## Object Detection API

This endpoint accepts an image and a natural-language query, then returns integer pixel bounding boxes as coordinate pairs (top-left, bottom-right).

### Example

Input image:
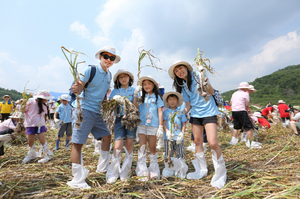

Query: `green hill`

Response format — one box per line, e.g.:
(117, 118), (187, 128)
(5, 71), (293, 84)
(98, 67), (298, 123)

(222, 64), (300, 107)
(0, 87), (23, 101)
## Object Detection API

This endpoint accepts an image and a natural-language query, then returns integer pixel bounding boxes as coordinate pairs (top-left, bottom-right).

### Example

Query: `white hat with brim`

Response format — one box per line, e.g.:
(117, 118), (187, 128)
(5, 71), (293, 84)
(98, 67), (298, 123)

(253, 112), (263, 118)
(9, 111), (25, 119)
(237, 82), (250, 89)
(168, 60), (193, 79)
(113, 69), (134, 82)
(163, 91), (183, 108)
(34, 90), (53, 100)
(278, 100), (285, 104)
(137, 76), (159, 88)
(95, 46), (121, 64)
(249, 85), (257, 92)
(61, 94), (70, 101)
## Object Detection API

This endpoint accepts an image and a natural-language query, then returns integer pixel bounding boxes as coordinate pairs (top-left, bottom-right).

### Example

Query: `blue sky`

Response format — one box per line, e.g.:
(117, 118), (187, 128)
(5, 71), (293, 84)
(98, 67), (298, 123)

(1, 0), (300, 95)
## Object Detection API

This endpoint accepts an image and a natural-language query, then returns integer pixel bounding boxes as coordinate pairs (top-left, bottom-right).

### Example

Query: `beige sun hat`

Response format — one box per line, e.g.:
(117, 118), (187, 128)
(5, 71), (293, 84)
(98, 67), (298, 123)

(113, 69), (134, 82)
(137, 76), (159, 88)
(3, 95), (10, 99)
(253, 112), (263, 118)
(249, 85), (257, 92)
(95, 46), (121, 63)
(163, 91), (183, 108)
(61, 94), (70, 101)
(278, 100), (285, 104)
(237, 82), (250, 89)
(34, 90), (53, 100)
(168, 60), (193, 79)
(9, 111), (25, 119)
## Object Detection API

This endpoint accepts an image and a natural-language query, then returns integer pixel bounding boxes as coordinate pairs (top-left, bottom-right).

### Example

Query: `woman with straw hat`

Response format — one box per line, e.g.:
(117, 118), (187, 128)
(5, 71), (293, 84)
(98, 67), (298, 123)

(169, 60), (226, 189)
(0, 95), (14, 121)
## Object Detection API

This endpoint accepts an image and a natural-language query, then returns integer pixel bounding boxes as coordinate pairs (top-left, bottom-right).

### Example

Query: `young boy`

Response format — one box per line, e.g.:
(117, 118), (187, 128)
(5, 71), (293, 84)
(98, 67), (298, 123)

(54, 94), (72, 150)
(162, 91), (188, 178)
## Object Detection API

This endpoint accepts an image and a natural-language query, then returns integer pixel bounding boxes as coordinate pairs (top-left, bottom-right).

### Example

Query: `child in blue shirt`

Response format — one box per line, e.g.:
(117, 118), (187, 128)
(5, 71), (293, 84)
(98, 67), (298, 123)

(133, 76), (164, 181)
(161, 91), (188, 178)
(106, 69), (136, 183)
(54, 94), (72, 150)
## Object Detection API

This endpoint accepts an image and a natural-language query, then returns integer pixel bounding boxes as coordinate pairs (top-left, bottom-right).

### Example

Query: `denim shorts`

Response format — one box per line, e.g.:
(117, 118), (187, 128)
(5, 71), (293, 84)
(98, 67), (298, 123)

(71, 108), (110, 144)
(114, 117), (136, 140)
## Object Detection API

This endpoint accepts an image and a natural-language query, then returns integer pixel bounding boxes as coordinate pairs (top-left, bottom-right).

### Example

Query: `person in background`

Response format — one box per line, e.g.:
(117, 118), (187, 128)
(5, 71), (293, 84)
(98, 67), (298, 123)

(0, 95), (14, 121)
(54, 94), (73, 150)
(253, 112), (271, 129)
(277, 100), (290, 127)
(289, 108), (300, 136)
(48, 100), (56, 129)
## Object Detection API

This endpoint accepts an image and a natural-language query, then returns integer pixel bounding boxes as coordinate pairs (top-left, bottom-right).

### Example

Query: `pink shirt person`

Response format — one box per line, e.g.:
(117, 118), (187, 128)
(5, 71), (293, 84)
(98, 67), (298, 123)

(24, 98), (47, 127)
(231, 89), (249, 111)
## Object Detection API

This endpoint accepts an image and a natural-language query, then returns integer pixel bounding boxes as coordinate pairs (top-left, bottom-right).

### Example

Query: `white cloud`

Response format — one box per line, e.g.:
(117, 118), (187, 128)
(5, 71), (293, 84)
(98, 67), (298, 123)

(211, 29), (300, 92)
(70, 21), (90, 38)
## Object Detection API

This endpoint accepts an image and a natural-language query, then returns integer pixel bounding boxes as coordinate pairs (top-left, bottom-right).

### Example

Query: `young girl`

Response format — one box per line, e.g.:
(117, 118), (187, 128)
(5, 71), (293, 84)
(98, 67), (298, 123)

(106, 69), (136, 183)
(133, 76), (164, 181)
(169, 60), (226, 189)
(23, 90), (54, 164)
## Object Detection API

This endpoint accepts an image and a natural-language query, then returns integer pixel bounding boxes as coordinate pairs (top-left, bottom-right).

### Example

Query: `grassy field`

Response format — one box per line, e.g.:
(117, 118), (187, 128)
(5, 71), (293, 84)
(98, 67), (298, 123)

(0, 122), (300, 199)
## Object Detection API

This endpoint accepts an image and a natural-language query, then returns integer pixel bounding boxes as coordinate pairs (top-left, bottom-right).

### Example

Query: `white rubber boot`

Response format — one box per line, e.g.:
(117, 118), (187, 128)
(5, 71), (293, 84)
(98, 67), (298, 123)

(156, 137), (164, 150)
(38, 142), (53, 163)
(172, 157), (188, 179)
(228, 137), (239, 145)
(23, 145), (38, 163)
(149, 153), (160, 179)
(246, 140), (262, 149)
(93, 140), (102, 155)
(106, 150), (121, 184)
(241, 132), (248, 142)
(67, 163), (91, 189)
(120, 147), (133, 181)
(162, 161), (175, 178)
(186, 142), (195, 152)
(96, 150), (111, 173)
(136, 145), (148, 181)
(210, 150), (227, 189)
(187, 152), (208, 179)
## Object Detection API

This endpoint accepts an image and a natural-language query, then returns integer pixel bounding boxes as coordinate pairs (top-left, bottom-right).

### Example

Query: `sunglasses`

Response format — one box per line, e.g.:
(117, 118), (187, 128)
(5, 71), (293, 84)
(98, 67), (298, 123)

(102, 54), (116, 61)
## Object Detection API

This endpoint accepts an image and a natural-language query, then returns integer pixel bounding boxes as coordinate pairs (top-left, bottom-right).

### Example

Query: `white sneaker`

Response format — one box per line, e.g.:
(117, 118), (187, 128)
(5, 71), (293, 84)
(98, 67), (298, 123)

(210, 150), (227, 189)
(229, 137), (239, 145)
(246, 140), (262, 149)
(187, 152), (208, 180)
(240, 132), (247, 142)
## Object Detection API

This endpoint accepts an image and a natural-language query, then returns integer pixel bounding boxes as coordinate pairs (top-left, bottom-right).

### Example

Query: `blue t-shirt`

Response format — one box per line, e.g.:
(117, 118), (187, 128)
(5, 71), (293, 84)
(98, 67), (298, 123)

(109, 86), (135, 116)
(163, 107), (187, 140)
(139, 93), (164, 127)
(77, 64), (111, 113)
(56, 103), (72, 123)
(182, 71), (218, 118)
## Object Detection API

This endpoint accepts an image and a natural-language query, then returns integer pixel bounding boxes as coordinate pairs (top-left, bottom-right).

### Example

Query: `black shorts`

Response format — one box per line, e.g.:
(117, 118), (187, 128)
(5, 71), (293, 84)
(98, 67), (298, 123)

(189, 115), (218, 126)
(232, 111), (253, 130)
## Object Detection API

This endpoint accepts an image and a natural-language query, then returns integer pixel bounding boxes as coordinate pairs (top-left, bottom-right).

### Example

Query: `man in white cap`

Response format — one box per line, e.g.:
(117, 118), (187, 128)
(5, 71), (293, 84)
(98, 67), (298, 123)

(68, 46), (121, 188)
(229, 82), (260, 148)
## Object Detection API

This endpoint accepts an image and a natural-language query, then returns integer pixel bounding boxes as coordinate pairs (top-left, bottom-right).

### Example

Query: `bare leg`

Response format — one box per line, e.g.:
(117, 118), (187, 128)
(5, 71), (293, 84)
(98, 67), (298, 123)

(290, 121), (299, 134)
(192, 124), (204, 153)
(125, 138), (134, 154)
(37, 132), (46, 145)
(71, 143), (83, 164)
(27, 134), (35, 147)
(138, 134), (147, 151)
(233, 129), (239, 138)
(114, 139), (124, 156)
(148, 135), (157, 154)
(205, 123), (222, 159)
(101, 134), (111, 151)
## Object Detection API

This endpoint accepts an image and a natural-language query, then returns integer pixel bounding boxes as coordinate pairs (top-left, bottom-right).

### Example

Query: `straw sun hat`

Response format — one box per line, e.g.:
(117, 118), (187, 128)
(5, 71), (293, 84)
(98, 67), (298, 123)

(253, 112), (263, 118)
(162, 91), (183, 108)
(113, 69), (134, 82)
(278, 100), (285, 104)
(60, 94), (70, 101)
(95, 46), (121, 64)
(137, 76), (159, 88)
(3, 95), (10, 99)
(168, 60), (193, 79)
(237, 82), (251, 89)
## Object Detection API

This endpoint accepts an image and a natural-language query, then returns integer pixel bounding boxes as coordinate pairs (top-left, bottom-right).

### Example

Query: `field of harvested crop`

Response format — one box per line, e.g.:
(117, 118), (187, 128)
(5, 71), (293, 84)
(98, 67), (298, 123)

(0, 123), (300, 199)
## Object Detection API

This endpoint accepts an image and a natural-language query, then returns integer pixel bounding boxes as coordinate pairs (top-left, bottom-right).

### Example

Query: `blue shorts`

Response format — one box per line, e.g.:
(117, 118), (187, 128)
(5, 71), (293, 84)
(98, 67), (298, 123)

(71, 109), (110, 144)
(114, 117), (136, 140)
